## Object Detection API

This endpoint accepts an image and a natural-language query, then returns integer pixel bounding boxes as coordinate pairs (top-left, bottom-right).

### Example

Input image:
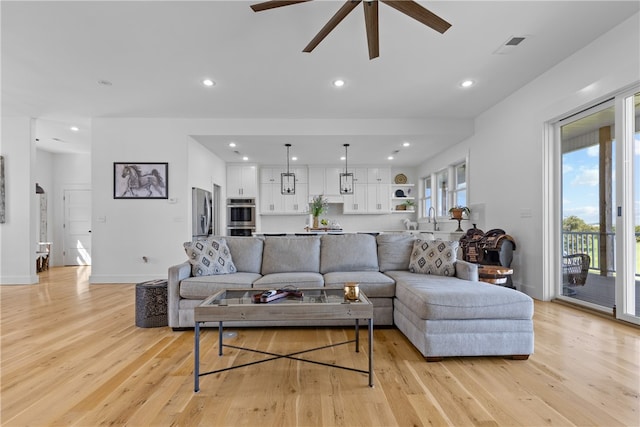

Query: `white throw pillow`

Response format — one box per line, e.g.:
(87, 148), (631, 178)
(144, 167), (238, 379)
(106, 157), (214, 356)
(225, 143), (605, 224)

(408, 239), (458, 277)
(184, 238), (237, 276)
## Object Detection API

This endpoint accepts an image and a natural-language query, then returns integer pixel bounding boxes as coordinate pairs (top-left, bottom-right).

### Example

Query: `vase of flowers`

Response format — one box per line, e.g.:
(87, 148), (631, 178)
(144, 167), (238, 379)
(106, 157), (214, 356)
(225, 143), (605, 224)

(310, 194), (328, 228)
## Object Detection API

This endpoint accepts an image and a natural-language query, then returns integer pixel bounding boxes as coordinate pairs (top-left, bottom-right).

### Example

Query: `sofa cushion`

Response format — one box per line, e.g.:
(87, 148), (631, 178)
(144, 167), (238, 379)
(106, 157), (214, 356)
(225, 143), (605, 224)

(253, 272), (324, 288)
(225, 236), (264, 273)
(320, 234), (379, 274)
(409, 240), (458, 277)
(376, 233), (415, 272)
(261, 236), (321, 275)
(323, 271), (395, 298)
(179, 272), (261, 299)
(388, 270), (534, 320)
(183, 238), (237, 277)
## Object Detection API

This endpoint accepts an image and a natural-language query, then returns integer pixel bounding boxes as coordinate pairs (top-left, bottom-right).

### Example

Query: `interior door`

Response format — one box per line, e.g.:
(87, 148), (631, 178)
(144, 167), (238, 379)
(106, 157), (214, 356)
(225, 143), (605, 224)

(64, 189), (92, 265)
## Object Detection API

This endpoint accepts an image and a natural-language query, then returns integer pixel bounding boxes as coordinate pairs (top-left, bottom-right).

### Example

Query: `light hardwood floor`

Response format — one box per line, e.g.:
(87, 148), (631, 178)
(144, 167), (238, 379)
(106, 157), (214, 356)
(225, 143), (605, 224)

(1, 266), (638, 426)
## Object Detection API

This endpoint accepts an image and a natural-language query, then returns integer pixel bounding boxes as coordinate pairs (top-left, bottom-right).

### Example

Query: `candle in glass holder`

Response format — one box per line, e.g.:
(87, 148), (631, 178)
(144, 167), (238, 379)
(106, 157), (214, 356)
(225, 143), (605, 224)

(344, 282), (360, 301)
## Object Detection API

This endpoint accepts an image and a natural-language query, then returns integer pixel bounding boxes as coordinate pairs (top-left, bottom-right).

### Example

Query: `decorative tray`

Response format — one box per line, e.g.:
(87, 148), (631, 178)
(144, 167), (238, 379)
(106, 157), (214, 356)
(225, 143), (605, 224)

(394, 173), (408, 184)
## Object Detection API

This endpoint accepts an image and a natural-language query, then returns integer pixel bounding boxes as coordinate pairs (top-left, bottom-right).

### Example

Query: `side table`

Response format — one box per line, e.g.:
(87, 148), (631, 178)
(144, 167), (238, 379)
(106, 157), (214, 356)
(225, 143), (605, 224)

(135, 279), (168, 327)
(478, 265), (514, 288)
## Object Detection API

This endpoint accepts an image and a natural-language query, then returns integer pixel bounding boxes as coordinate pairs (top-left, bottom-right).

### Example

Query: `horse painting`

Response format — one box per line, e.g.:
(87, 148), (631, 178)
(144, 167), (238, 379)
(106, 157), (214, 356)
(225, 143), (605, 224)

(119, 164), (166, 198)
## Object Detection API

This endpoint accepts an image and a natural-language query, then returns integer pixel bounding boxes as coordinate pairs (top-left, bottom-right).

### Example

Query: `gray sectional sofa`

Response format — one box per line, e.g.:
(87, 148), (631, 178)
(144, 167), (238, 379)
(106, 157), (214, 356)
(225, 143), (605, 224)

(168, 233), (534, 360)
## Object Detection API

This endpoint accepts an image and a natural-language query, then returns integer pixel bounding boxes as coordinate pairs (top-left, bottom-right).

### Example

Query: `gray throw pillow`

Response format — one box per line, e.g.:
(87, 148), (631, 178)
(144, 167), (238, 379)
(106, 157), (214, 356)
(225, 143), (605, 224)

(184, 238), (237, 277)
(408, 239), (458, 277)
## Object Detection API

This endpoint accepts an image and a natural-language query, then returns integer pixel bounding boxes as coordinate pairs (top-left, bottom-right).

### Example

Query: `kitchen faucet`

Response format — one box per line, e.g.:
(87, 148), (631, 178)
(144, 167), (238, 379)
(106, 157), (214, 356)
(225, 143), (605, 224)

(428, 207), (439, 231)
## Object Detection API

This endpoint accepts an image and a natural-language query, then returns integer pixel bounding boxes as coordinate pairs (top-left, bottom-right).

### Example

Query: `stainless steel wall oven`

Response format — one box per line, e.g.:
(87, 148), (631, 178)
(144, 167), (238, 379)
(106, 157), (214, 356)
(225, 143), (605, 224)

(227, 198), (256, 236)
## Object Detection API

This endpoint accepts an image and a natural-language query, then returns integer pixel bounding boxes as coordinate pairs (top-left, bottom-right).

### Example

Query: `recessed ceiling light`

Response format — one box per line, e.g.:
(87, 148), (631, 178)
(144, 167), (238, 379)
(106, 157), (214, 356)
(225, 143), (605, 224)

(229, 142), (236, 147)
(460, 79), (475, 88)
(340, 156), (346, 161)
(70, 126), (79, 132)
(333, 79), (345, 88)
(203, 78), (215, 87)
(402, 142), (410, 147)
(291, 156), (298, 161)
(387, 156), (394, 160)
(242, 156), (249, 161)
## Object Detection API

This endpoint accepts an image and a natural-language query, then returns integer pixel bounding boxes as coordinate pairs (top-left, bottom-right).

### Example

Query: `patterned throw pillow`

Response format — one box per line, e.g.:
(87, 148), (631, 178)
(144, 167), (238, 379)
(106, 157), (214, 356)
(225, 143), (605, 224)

(184, 238), (237, 276)
(408, 239), (458, 277)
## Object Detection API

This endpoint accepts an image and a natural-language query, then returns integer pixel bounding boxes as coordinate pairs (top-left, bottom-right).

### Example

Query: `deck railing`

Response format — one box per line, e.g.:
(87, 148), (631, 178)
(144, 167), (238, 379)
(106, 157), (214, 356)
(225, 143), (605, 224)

(562, 231), (640, 277)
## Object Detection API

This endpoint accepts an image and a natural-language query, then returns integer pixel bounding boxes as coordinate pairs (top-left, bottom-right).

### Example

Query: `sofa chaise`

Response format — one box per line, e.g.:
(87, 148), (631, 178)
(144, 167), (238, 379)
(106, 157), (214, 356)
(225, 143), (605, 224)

(168, 233), (534, 360)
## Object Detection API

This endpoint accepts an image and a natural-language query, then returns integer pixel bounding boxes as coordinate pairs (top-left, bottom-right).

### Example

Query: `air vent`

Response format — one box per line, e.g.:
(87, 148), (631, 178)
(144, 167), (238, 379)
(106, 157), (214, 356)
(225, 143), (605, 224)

(494, 35), (527, 54)
(506, 37), (525, 46)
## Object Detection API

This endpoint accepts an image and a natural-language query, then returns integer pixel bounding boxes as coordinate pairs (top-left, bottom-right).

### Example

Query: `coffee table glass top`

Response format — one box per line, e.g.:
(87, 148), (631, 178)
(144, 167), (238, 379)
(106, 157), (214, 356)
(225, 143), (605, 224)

(201, 288), (370, 307)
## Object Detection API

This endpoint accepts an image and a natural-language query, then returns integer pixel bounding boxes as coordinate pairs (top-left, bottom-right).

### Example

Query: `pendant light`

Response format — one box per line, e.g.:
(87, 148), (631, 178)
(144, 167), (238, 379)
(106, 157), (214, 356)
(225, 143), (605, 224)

(339, 143), (354, 194)
(281, 143), (296, 195)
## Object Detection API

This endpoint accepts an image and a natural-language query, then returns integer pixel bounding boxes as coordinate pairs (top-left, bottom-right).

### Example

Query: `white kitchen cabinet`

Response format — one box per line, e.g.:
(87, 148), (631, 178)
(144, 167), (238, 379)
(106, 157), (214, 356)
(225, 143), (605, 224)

(283, 185), (309, 214)
(261, 166), (308, 185)
(260, 183), (284, 214)
(308, 167), (343, 198)
(342, 183), (368, 214)
(367, 167), (391, 184)
(367, 183), (391, 213)
(227, 165), (257, 198)
(259, 169), (309, 215)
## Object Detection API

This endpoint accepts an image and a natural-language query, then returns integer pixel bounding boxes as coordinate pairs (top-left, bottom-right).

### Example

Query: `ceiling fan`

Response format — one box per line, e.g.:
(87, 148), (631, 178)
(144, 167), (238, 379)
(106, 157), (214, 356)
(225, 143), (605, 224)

(250, 0), (452, 60)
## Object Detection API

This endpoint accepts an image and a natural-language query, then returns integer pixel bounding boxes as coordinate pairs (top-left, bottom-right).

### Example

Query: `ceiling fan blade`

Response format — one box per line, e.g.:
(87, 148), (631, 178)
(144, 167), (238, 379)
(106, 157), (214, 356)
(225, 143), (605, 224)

(303, 0), (362, 53)
(380, 0), (451, 34)
(363, 1), (379, 59)
(250, 0), (311, 13)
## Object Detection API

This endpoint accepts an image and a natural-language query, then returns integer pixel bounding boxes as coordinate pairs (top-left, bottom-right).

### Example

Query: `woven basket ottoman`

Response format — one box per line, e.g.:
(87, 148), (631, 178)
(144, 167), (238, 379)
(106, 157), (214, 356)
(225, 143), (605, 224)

(135, 279), (168, 327)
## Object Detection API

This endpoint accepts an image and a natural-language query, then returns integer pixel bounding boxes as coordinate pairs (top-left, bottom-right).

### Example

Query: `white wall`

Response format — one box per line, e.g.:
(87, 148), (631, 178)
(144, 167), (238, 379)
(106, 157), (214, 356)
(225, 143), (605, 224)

(418, 13), (639, 300)
(90, 119), (191, 283)
(0, 118), (38, 284)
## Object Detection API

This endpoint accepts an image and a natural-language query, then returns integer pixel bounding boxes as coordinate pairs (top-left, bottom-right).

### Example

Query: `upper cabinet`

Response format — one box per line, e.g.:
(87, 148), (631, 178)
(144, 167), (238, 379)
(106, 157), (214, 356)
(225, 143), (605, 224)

(367, 168), (391, 184)
(308, 167), (343, 198)
(227, 165), (258, 198)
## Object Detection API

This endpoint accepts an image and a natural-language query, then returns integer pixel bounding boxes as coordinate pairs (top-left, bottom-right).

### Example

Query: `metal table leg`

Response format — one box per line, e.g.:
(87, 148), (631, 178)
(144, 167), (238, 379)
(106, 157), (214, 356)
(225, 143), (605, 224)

(219, 321), (224, 356)
(368, 318), (374, 387)
(194, 321), (200, 392)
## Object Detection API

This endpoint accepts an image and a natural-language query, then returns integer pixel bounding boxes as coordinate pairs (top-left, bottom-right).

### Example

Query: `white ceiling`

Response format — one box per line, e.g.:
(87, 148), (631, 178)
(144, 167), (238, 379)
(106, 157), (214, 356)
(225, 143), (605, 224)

(2, 1), (638, 165)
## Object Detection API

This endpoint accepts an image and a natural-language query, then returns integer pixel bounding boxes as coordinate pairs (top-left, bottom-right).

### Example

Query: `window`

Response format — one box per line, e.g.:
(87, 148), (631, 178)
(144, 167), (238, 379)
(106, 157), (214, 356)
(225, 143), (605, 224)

(423, 176), (432, 215)
(436, 170), (448, 216)
(453, 162), (467, 207)
(421, 159), (468, 218)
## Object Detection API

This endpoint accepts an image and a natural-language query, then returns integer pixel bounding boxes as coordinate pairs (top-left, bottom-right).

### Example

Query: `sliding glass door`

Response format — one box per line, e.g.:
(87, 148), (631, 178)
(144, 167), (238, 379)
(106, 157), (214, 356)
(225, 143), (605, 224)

(558, 88), (639, 324)
(615, 90), (639, 323)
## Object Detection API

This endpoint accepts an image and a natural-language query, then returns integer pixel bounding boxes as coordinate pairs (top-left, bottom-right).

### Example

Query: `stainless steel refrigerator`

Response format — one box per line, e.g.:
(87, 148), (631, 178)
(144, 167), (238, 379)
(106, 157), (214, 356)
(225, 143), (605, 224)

(192, 187), (212, 240)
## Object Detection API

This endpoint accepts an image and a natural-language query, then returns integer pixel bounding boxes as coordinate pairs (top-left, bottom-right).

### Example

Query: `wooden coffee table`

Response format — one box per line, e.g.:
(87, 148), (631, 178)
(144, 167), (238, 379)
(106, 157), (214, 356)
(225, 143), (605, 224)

(193, 288), (374, 392)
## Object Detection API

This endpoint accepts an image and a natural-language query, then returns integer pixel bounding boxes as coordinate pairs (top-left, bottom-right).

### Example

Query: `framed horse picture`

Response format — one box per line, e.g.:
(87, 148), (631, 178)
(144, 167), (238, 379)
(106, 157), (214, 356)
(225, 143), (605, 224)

(114, 162), (168, 199)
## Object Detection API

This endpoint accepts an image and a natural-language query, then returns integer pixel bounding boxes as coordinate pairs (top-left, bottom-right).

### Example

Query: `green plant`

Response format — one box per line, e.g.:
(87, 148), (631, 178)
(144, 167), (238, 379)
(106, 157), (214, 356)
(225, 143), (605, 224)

(448, 206), (470, 215)
(403, 200), (415, 207)
(310, 194), (328, 217)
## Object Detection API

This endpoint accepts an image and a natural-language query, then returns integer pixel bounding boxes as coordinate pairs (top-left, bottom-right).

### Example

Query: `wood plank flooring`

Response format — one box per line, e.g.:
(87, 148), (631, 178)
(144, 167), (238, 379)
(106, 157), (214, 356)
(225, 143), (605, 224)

(1, 266), (638, 426)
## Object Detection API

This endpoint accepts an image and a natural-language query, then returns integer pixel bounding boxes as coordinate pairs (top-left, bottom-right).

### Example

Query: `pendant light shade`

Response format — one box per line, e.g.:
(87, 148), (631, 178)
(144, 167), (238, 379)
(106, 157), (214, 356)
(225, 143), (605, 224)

(339, 143), (354, 195)
(281, 144), (296, 195)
